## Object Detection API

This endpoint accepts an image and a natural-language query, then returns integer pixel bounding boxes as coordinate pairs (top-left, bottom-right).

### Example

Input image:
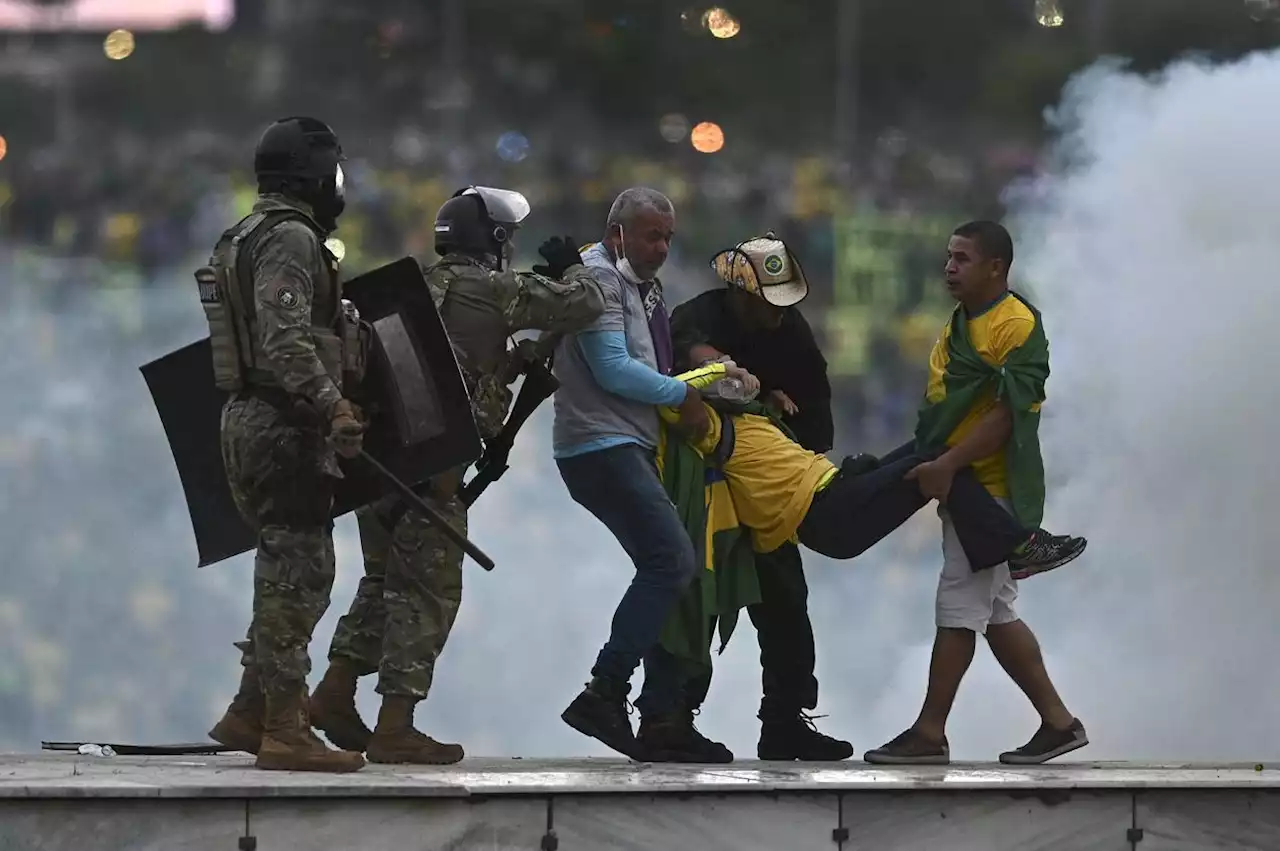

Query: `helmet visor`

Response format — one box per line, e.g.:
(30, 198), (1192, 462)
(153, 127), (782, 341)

(468, 186), (530, 225)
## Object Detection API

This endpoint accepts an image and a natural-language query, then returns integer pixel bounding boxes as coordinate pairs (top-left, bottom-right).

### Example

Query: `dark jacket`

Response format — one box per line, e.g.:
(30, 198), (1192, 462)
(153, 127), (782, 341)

(670, 288), (834, 453)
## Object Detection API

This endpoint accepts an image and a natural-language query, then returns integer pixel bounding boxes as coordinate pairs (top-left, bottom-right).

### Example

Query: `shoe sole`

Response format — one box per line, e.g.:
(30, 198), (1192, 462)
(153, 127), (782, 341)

(561, 708), (639, 760)
(368, 754), (464, 765)
(641, 748), (733, 764)
(1010, 539), (1088, 581)
(863, 752), (950, 765)
(758, 747), (856, 762)
(254, 757), (365, 773)
(998, 733), (1089, 765)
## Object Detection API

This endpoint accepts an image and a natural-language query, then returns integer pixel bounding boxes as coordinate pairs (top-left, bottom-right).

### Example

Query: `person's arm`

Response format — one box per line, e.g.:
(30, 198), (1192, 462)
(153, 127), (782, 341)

(776, 309), (834, 452)
(252, 220), (344, 419)
(578, 330), (690, 405)
(656, 362), (730, 454)
(936, 403), (1012, 469)
(575, 265), (708, 436)
(907, 315), (1033, 498)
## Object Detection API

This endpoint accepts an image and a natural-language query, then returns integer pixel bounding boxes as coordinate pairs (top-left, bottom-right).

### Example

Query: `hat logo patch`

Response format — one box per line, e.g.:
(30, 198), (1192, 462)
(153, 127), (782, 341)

(763, 254), (785, 275)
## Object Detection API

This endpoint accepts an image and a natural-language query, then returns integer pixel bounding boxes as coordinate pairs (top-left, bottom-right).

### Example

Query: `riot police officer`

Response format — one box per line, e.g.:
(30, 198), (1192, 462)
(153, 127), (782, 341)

(308, 186), (606, 765)
(204, 116), (367, 773)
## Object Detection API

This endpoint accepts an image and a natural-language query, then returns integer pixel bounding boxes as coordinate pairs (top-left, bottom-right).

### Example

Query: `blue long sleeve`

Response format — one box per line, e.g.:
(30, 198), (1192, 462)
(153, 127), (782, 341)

(578, 330), (688, 406)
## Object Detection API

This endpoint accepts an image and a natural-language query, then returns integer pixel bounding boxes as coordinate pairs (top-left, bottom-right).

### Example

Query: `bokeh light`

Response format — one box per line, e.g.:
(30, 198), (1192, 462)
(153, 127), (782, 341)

(0, 136), (7, 163)
(1034, 0), (1064, 27)
(659, 113), (690, 143)
(690, 121), (725, 153)
(496, 131), (531, 163)
(103, 29), (136, 61)
(702, 7), (741, 38)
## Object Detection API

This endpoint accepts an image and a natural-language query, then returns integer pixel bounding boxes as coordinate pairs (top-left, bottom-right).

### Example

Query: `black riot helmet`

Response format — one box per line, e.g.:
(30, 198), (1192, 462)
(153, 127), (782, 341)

(433, 186), (531, 271)
(253, 116), (347, 233)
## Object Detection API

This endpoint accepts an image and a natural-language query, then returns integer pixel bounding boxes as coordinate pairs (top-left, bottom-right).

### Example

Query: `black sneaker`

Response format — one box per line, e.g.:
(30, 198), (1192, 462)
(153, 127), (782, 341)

(863, 728), (950, 765)
(758, 711), (854, 761)
(636, 710), (733, 763)
(1008, 531), (1087, 581)
(999, 718), (1089, 765)
(560, 676), (638, 759)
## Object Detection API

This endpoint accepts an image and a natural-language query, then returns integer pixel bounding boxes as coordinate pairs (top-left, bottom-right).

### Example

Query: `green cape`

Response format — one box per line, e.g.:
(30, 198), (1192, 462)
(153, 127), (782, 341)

(913, 291), (1049, 528)
(657, 400), (796, 670)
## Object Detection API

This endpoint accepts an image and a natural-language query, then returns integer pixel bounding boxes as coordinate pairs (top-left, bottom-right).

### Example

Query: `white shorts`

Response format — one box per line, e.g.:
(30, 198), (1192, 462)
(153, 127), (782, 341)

(935, 499), (1019, 634)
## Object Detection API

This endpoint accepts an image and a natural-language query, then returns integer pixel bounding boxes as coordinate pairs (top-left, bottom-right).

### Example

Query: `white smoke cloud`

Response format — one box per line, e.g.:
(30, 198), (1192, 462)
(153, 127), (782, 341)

(850, 50), (1280, 761)
(13, 50), (1280, 767)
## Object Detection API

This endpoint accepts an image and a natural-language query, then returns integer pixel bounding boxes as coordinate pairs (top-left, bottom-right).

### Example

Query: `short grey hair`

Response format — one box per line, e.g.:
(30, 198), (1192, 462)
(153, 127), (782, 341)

(606, 187), (674, 230)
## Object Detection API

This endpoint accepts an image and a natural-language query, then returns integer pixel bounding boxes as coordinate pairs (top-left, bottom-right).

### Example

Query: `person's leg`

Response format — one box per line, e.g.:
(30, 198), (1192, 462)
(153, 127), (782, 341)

(634, 644), (733, 763)
(366, 493), (467, 765)
(310, 500), (393, 752)
(863, 505), (1006, 765)
(215, 398), (363, 773)
(556, 444), (699, 757)
(798, 452), (1011, 560)
(798, 453), (1083, 575)
(985, 596), (1088, 764)
(750, 542), (852, 761)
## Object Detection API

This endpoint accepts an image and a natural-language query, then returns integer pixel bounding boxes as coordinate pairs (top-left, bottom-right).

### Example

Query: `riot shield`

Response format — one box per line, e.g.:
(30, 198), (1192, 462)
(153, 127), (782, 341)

(141, 257), (483, 567)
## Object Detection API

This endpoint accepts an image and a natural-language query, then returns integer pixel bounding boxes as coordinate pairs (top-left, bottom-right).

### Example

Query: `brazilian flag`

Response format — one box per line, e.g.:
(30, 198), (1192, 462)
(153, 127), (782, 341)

(914, 291), (1050, 528)
(655, 416), (761, 672)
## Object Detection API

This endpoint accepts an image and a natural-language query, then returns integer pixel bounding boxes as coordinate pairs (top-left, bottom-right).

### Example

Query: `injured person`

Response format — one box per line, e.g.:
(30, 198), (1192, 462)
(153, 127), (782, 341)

(660, 361), (1086, 578)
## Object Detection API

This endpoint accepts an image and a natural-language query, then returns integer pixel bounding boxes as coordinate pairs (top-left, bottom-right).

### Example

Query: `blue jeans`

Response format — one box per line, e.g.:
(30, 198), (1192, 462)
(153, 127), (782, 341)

(557, 442), (697, 716)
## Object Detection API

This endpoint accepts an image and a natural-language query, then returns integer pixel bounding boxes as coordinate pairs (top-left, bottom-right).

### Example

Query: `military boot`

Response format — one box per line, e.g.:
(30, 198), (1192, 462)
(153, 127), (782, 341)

(309, 657), (373, 752)
(208, 664), (264, 754)
(365, 695), (464, 765)
(757, 709), (854, 762)
(255, 688), (366, 773)
(635, 710), (733, 763)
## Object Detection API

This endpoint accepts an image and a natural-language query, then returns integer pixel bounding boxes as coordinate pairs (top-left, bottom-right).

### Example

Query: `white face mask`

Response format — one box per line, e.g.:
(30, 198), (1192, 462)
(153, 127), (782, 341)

(615, 225), (645, 284)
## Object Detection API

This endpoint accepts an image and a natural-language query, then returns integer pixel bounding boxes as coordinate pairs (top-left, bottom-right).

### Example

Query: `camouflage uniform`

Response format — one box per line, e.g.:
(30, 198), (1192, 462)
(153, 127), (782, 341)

(311, 253), (604, 761)
(208, 194), (364, 773)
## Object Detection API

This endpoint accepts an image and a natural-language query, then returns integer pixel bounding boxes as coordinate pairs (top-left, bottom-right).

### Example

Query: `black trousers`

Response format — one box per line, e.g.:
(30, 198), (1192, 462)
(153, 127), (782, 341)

(683, 540), (819, 720)
(681, 445), (1024, 719)
(798, 446), (1026, 570)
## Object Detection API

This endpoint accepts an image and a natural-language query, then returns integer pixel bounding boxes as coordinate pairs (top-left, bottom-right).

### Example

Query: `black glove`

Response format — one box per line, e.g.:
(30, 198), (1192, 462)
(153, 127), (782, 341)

(532, 235), (582, 279)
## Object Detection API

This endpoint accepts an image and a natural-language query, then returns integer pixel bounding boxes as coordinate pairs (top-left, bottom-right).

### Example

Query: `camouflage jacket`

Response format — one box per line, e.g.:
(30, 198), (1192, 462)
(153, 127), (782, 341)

(423, 253), (604, 439)
(242, 194), (345, 419)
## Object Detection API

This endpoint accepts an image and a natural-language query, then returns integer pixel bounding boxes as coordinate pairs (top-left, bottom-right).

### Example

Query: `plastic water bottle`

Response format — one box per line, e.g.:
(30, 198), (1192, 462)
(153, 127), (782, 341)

(718, 377), (750, 401)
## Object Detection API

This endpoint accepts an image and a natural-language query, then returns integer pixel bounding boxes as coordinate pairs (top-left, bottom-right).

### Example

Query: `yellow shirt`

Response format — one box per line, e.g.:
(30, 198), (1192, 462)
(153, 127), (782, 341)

(925, 292), (1040, 496)
(661, 364), (838, 553)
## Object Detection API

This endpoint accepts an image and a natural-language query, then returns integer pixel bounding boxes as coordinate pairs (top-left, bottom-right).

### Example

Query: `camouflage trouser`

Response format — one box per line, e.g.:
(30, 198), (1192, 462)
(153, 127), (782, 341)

(220, 395), (337, 701)
(327, 483), (466, 699)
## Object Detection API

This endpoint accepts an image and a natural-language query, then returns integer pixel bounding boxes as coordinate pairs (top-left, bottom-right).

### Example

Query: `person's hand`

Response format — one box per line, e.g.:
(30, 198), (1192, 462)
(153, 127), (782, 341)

(765, 388), (798, 416)
(532, 235), (582, 279)
(329, 398), (367, 458)
(905, 457), (957, 502)
(674, 384), (711, 439)
(724, 364), (761, 398)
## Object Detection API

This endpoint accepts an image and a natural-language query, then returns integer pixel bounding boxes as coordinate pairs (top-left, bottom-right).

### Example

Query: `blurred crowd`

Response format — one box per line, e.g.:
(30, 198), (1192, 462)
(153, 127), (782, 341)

(8, 0), (1261, 750)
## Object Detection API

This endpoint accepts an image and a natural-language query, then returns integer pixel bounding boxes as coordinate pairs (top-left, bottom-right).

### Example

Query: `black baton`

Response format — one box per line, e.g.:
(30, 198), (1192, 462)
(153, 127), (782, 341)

(357, 449), (496, 572)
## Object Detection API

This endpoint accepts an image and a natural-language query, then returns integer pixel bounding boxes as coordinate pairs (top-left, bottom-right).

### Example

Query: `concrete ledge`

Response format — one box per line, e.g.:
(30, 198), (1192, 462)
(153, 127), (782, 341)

(2, 756), (1279, 850)
(2, 753), (1277, 799)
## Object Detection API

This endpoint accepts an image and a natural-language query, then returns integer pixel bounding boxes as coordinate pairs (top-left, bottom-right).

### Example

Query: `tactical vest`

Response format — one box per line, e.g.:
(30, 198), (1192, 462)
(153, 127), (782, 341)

(424, 257), (514, 439)
(197, 208), (361, 394)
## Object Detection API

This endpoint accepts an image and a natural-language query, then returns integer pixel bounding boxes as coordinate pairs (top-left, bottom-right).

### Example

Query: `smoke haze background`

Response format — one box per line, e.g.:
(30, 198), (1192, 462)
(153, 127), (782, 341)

(4, 46), (1280, 762)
